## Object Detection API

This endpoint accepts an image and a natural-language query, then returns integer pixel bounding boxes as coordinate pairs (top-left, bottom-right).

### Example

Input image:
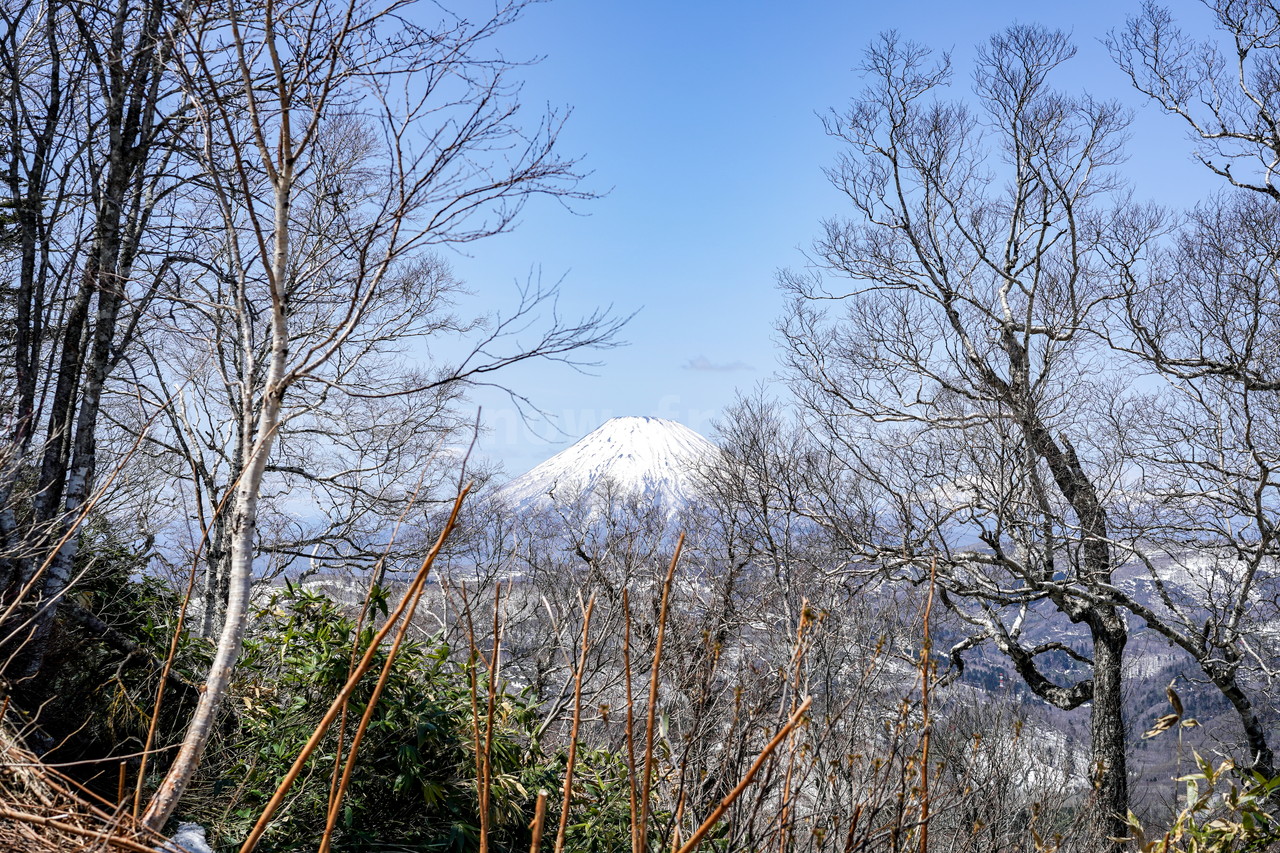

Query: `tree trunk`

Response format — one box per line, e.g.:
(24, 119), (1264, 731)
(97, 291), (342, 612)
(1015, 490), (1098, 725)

(142, 122), (294, 832)
(197, 518), (229, 640)
(7, 0), (168, 677)
(1088, 614), (1129, 849)
(141, 477), (263, 830)
(17, 271), (126, 678)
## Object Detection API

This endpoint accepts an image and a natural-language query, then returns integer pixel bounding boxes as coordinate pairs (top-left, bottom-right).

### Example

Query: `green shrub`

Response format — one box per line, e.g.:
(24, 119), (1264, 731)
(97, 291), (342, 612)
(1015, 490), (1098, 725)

(189, 584), (634, 852)
(28, 521), (208, 793)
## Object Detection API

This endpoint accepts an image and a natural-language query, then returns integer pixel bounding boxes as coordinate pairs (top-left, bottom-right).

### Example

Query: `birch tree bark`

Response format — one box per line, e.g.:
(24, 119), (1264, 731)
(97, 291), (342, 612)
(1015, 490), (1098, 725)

(141, 0), (621, 827)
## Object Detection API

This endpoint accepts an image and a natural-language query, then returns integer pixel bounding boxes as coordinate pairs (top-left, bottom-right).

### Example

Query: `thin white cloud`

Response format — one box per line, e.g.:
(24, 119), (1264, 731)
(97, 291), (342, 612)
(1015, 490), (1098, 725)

(683, 355), (754, 372)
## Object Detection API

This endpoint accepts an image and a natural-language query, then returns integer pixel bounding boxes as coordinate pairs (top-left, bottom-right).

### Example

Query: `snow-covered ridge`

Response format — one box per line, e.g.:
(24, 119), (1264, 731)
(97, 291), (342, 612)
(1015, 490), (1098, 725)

(499, 416), (720, 510)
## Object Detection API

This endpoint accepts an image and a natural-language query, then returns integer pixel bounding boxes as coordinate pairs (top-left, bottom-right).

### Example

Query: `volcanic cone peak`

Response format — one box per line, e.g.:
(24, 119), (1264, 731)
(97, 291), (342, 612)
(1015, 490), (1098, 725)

(499, 416), (720, 511)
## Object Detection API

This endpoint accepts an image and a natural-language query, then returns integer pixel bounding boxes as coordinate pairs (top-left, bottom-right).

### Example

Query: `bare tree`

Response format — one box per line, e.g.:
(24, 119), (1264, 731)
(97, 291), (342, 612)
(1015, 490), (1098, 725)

(132, 0), (623, 828)
(1108, 0), (1280, 776)
(778, 27), (1140, 844)
(0, 0), (191, 678)
(1101, 193), (1280, 777)
(1111, 0), (1280, 199)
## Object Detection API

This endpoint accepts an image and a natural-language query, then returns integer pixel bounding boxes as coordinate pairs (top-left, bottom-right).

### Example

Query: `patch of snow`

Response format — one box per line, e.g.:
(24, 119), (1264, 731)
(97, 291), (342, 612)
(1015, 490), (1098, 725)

(158, 823), (212, 853)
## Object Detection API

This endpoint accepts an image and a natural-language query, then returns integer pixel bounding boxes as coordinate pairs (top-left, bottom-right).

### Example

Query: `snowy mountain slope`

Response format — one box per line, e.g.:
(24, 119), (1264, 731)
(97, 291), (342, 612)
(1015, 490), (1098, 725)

(498, 416), (721, 511)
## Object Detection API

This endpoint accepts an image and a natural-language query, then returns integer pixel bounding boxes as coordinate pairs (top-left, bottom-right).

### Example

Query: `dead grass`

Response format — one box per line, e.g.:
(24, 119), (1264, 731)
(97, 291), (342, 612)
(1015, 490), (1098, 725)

(0, 721), (173, 852)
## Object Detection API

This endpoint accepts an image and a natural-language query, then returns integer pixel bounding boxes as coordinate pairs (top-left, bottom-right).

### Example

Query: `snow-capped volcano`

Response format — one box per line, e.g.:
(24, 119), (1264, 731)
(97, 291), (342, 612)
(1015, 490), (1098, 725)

(499, 416), (720, 511)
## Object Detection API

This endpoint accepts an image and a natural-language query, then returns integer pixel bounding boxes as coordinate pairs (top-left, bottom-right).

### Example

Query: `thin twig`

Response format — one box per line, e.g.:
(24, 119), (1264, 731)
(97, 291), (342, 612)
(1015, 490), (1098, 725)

(675, 696), (814, 853)
(919, 557), (937, 853)
(778, 601), (812, 853)
(554, 592), (596, 853)
(622, 589), (640, 853)
(480, 581), (507, 853)
(0, 743), (178, 770)
(0, 806), (155, 853)
(639, 533), (684, 843)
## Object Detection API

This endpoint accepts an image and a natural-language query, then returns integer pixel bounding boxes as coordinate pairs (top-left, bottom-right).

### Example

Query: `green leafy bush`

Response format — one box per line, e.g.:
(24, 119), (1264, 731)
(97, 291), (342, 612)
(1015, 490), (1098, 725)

(30, 522), (208, 791)
(189, 584), (634, 852)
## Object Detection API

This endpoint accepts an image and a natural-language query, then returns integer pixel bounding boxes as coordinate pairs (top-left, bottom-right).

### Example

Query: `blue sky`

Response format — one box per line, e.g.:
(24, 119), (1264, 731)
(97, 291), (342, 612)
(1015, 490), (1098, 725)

(444, 0), (1222, 476)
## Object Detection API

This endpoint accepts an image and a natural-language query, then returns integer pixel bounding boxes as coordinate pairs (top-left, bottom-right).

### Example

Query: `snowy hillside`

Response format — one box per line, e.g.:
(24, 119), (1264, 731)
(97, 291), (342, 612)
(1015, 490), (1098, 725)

(499, 416), (721, 511)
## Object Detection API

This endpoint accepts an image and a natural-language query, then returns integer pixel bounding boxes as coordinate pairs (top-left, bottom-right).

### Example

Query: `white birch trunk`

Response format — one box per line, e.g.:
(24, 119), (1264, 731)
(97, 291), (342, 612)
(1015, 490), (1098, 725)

(142, 158), (293, 831)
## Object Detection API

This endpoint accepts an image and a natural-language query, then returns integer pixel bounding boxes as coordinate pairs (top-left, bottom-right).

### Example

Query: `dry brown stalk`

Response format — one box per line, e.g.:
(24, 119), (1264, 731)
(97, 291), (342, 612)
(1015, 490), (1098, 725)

(34, 764), (118, 815)
(20, 749), (135, 823)
(554, 592), (596, 853)
(918, 557), (937, 853)
(316, 518), (466, 853)
(639, 533), (684, 845)
(661, 627), (727, 853)
(675, 696), (813, 853)
(319, 474), (430, 847)
(778, 601), (813, 853)
(479, 582), (507, 853)
(530, 789), (549, 853)
(458, 581), (488, 853)
(320, 560), (385, 843)
(843, 804), (864, 853)
(670, 788), (686, 853)
(237, 483), (471, 853)
(0, 806), (155, 853)
(318, 628), (367, 847)
(621, 589), (640, 853)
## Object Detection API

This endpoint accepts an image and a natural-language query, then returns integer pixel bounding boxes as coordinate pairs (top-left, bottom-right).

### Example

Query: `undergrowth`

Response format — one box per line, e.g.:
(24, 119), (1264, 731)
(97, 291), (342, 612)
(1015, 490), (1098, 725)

(184, 585), (637, 852)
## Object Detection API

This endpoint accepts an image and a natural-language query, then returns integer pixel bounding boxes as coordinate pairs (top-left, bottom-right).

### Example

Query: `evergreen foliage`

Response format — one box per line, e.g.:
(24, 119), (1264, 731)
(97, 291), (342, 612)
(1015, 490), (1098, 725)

(185, 585), (635, 852)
